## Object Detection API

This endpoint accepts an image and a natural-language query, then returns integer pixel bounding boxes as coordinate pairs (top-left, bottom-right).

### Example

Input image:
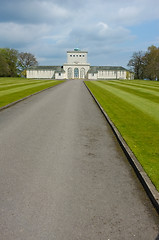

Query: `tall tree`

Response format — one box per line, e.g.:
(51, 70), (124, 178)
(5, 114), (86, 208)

(0, 48), (38, 77)
(18, 52), (38, 75)
(0, 53), (10, 77)
(0, 48), (19, 77)
(143, 45), (159, 80)
(127, 51), (144, 79)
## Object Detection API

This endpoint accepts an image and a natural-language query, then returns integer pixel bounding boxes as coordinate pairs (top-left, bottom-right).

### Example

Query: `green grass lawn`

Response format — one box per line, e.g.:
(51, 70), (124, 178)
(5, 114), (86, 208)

(0, 78), (65, 108)
(85, 80), (159, 191)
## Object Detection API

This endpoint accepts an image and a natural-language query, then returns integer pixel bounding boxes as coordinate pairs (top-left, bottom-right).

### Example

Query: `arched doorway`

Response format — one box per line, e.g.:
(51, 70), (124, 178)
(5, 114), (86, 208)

(80, 68), (85, 78)
(68, 68), (72, 79)
(74, 68), (79, 78)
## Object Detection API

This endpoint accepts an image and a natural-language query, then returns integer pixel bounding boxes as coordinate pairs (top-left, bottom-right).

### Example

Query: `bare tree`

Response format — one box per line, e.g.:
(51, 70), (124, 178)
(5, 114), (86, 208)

(127, 51), (145, 79)
(18, 52), (38, 75)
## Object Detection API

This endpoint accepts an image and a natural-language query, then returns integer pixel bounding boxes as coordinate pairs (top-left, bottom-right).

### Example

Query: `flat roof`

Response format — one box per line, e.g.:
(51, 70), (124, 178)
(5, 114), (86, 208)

(67, 51), (88, 53)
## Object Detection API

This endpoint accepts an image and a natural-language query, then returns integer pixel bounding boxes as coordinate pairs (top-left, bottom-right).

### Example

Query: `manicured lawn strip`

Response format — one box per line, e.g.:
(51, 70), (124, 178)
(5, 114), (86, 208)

(0, 78), (48, 86)
(131, 80), (159, 87)
(0, 79), (44, 88)
(0, 81), (59, 96)
(100, 81), (159, 104)
(0, 82), (43, 92)
(136, 81), (159, 87)
(85, 81), (159, 191)
(109, 80), (159, 93)
(0, 78), (32, 85)
(123, 80), (159, 88)
(0, 79), (64, 108)
(0, 78), (52, 84)
(102, 80), (159, 93)
(96, 81), (159, 121)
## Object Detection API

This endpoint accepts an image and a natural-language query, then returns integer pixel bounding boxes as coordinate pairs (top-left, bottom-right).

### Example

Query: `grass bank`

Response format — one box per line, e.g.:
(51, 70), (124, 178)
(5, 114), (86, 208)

(85, 80), (159, 191)
(0, 78), (65, 108)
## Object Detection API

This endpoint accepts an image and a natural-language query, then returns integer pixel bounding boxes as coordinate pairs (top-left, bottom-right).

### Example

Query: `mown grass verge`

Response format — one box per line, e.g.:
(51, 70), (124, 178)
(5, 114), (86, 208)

(0, 78), (65, 108)
(85, 80), (159, 191)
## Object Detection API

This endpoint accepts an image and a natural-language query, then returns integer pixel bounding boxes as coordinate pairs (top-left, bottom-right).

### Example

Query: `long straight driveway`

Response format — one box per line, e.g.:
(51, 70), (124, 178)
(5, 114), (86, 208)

(0, 80), (159, 240)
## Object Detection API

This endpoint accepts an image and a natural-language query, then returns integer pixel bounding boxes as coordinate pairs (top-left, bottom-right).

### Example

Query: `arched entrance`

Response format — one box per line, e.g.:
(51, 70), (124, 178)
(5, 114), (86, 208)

(80, 68), (85, 78)
(68, 67), (72, 79)
(74, 68), (79, 78)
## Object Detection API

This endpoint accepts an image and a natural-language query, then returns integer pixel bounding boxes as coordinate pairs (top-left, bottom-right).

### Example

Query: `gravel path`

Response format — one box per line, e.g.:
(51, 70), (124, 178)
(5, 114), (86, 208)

(0, 80), (158, 239)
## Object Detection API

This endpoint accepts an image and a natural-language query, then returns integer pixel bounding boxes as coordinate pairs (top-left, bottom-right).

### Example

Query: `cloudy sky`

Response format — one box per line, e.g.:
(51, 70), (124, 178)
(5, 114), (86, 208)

(0, 0), (159, 67)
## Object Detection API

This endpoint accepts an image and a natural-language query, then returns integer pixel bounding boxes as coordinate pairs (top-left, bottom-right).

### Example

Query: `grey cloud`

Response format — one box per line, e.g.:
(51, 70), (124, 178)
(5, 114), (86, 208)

(0, 0), (159, 67)
(0, 22), (51, 49)
(1, 0), (159, 26)
(0, 0), (70, 24)
(68, 23), (132, 47)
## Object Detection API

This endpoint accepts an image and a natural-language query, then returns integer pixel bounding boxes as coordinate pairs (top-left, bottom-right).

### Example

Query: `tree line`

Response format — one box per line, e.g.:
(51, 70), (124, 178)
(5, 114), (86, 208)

(0, 48), (38, 77)
(128, 45), (159, 80)
(1, 45), (159, 80)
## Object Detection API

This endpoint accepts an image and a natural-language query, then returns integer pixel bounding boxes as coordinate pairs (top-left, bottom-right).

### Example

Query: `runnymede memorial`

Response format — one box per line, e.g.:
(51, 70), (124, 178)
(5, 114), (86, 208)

(27, 48), (134, 80)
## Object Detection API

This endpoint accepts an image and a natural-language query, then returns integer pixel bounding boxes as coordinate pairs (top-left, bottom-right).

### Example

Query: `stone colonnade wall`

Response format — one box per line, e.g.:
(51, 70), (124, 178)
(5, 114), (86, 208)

(63, 65), (90, 79)
(97, 70), (126, 79)
(26, 69), (131, 80)
(27, 70), (55, 79)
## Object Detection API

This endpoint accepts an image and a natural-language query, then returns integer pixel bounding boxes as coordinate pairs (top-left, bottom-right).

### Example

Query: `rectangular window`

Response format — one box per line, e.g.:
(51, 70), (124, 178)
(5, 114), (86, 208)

(76, 55), (78, 57)
(73, 55), (75, 57)
(59, 73), (61, 76)
(83, 55), (85, 57)
(79, 55), (81, 57)
(70, 55), (72, 57)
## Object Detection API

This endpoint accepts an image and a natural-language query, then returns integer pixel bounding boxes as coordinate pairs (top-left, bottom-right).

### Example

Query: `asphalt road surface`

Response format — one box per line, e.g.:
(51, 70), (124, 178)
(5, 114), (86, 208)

(0, 80), (159, 240)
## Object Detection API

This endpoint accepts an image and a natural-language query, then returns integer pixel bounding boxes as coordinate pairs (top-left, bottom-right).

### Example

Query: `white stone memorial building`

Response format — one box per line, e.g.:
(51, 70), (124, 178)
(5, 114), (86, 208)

(27, 48), (134, 80)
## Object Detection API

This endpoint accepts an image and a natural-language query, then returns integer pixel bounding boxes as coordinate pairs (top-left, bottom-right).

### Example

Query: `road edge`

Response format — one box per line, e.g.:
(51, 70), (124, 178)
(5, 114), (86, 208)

(84, 81), (159, 214)
(0, 81), (66, 112)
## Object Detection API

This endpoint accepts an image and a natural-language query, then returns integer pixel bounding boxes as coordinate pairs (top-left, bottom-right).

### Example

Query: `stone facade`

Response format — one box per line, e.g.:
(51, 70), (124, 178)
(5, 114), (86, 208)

(27, 49), (134, 80)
